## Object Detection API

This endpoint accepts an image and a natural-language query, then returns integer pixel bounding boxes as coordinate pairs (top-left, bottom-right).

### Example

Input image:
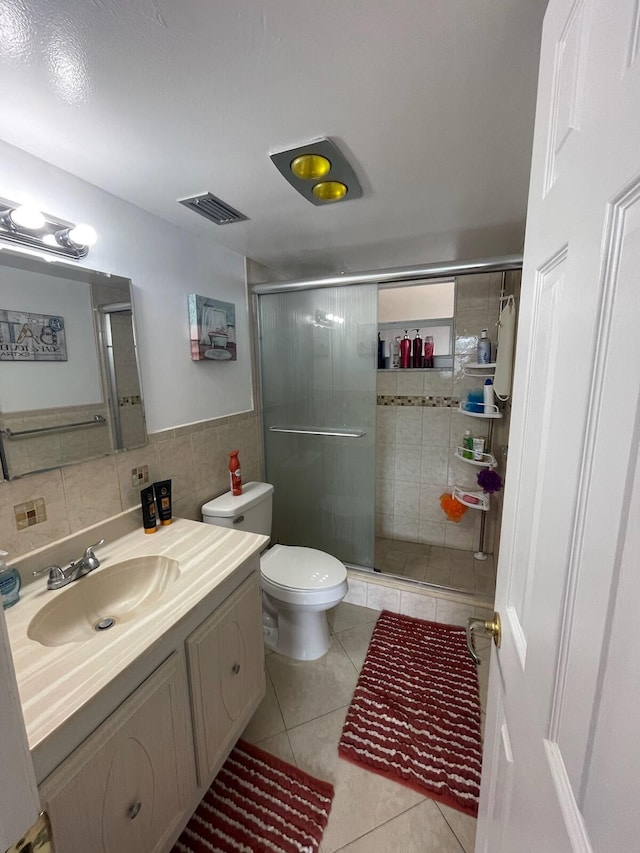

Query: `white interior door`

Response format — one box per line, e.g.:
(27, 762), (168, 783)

(476, 0), (640, 850)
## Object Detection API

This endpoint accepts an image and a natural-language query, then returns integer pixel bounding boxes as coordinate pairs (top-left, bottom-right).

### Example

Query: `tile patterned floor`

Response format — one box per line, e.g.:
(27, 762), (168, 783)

(242, 601), (492, 853)
(375, 537), (496, 599)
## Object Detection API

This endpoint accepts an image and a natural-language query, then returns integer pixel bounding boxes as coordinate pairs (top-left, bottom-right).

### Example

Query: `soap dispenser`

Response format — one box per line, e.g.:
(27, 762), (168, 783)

(0, 550), (21, 609)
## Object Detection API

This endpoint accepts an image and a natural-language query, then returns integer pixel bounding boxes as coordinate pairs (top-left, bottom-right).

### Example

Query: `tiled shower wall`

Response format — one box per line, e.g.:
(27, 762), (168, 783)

(0, 412), (262, 560)
(375, 271), (520, 552)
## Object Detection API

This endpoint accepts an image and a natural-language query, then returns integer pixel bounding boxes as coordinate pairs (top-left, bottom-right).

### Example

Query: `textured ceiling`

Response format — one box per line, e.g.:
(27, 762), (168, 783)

(0, 0), (547, 277)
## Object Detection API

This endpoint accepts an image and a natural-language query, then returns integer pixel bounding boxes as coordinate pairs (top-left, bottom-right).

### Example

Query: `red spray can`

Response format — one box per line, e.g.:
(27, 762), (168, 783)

(229, 450), (242, 496)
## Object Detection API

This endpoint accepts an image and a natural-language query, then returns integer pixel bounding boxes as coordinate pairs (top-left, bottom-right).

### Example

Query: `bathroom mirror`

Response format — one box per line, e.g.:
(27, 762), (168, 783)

(0, 249), (147, 479)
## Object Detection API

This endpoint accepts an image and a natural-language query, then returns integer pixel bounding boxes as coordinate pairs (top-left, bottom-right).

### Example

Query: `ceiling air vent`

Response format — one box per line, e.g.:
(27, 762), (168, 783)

(178, 192), (248, 225)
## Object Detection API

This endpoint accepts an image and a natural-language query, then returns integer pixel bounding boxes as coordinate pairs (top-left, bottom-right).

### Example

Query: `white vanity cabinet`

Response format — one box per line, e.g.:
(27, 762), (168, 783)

(36, 567), (266, 853)
(39, 650), (195, 853)
(186, 571), (265, 784)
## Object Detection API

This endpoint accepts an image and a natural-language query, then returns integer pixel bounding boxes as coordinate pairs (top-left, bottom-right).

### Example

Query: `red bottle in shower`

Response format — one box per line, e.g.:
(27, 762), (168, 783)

(412, 329), (423, 368)
(423, 335), (434, 368)
(229, 450), (242, 495)
(399, 330), (411, 368)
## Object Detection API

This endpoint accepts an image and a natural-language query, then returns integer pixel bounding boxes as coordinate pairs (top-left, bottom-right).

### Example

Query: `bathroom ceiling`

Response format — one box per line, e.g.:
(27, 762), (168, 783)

(0, 0), (547, 278)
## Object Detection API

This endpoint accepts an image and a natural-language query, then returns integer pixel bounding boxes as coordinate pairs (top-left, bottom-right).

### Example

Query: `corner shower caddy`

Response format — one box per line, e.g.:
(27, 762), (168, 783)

(454, 363), (501, 560)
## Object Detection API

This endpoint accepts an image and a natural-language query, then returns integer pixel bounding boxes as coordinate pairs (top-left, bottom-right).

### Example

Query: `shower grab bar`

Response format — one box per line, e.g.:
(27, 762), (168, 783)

(269, 426), (366, 438)
(2, 415), (106, 439)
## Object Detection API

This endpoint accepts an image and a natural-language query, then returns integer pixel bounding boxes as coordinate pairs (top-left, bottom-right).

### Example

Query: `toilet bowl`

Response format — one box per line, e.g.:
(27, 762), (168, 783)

(201, 482), (348, 660)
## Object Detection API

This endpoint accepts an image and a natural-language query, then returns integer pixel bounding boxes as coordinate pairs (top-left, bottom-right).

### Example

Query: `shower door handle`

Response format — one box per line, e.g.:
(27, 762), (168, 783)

(269, 426), (366, 438)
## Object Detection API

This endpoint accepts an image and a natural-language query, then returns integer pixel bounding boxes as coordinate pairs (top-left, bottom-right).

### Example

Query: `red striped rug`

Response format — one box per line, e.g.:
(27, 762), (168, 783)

(172, 739), (334, 853)
(338, 611), (483, 817)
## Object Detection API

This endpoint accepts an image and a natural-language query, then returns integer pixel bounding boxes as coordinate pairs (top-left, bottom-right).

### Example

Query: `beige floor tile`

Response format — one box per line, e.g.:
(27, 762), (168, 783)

(334, 621), (377, 671)
(327, 601), (380, 634)
(254, 731), (297, 766)
(287, 706), (425, 853)
(266, 638), (359, 729)
(334, 800), (466, 853)
(437, 803), (477, 853)
(241, 668), (285, 744)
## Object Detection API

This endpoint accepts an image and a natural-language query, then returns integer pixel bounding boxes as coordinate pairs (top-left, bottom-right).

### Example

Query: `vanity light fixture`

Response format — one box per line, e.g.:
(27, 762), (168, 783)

(0, 196), (97, 259)
(270, 138), (362, 206)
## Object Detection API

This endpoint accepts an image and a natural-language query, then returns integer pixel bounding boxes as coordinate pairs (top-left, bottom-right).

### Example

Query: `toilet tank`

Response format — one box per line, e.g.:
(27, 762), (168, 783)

(201, 481), (274, 537)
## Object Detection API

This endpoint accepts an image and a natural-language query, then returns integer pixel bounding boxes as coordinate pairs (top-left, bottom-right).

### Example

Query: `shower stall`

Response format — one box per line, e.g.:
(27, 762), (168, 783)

(254, 255), (522, 587)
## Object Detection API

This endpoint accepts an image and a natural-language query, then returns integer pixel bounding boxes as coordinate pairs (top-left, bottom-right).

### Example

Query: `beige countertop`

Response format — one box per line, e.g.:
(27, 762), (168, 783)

(5, 516), (268, 781)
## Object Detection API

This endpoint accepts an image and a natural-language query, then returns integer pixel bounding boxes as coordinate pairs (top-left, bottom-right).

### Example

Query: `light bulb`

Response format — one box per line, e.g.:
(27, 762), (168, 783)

(10, 205), (45, 230)
(68, 223), (97, 246)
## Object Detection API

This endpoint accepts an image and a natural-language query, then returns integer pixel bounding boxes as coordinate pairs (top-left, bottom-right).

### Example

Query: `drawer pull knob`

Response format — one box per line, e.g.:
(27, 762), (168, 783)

(128, 802), (142, 820)
(232, 663), (241, 675)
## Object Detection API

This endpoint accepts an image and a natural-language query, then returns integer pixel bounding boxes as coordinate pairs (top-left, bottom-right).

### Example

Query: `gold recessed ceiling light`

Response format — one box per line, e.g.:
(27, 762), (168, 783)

(290, 154), (332, 180)
(270, 138), (362, 206)
(312, 181), (347, 202)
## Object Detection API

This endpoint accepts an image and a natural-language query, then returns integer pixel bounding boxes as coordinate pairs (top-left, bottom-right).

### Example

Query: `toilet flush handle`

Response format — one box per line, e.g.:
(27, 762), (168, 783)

(232, 515), (245, 525)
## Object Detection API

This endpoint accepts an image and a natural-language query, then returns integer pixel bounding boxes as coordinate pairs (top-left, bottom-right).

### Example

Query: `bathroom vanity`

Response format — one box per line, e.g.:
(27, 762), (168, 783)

(5, 515), (269, 853)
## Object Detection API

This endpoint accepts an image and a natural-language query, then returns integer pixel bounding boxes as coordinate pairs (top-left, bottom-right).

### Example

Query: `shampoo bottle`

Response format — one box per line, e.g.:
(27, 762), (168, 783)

(0, 550), (20, 609)
(392, 337), (400, 368)
(229, 450), (242, 495)
(399, 331), (411, 369)
(423, 335), (434, 368)
(477, 329), (491, 364)
(483, 378), (495, 413)
(140, 485), (157, 533)
(462, 430), (473, 459)
(412, 329), (423, 368)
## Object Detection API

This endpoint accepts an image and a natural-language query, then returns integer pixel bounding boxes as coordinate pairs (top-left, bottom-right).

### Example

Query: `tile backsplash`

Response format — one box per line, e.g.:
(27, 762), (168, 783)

(0, 411), (262, 560)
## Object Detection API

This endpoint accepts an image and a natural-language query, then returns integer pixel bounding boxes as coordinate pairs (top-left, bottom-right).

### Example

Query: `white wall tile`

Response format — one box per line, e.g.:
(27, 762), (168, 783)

(399, 591), (437, 621)
(343, 578), (368, 606)
(420, 446), (449, 484)
(393, 482), (420, 519)
(418, 520), (445, 546)
(396, 372), (424, 396)
(376, 372), (397, 395)
(366, 583), (401, 613)
(396, 407), (423, 445)
(395, 445), (422, 482)
(421, 407), (452, 446)
(435, 598), (476, 627)
(376, 406), (396, 443)
(393, 516), (419, 541)
(376, 479), (395, 514)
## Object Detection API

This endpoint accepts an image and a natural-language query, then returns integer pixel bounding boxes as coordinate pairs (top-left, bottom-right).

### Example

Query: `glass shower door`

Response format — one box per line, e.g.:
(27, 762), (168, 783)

(259, 284), (377, 568)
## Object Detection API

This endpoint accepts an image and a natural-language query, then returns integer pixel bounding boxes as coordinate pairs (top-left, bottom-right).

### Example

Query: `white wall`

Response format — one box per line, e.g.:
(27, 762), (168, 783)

(0, 139), (252, 432)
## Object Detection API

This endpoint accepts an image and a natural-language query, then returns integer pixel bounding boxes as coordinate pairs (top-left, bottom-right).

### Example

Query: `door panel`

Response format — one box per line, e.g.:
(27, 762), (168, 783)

(477, 0), (640, 849)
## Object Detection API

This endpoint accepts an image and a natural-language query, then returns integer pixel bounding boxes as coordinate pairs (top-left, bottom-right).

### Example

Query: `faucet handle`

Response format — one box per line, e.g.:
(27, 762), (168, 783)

(83, 538), (105, 569)
(33, 566), (65, 590)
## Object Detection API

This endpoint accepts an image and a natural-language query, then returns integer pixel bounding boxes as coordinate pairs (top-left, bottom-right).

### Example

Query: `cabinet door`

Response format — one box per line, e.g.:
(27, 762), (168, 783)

(187, 571), (265, 785)
(39, 651), (195, 853)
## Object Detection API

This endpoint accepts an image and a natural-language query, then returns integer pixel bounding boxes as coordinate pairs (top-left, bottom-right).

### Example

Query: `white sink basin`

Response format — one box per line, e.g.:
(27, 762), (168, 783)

(27, 556), (181, 647)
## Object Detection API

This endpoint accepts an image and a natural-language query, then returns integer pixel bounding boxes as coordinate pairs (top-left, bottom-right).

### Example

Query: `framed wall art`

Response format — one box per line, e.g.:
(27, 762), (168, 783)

(188, 294), (237, 362)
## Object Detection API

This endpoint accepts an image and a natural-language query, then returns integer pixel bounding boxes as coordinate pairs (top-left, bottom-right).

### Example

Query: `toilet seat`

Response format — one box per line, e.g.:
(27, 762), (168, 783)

(260, 544), (346, 592)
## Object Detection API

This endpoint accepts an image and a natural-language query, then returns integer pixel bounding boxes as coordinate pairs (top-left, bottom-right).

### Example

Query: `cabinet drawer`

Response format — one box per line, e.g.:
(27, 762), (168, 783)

(186, 571), (265, 785)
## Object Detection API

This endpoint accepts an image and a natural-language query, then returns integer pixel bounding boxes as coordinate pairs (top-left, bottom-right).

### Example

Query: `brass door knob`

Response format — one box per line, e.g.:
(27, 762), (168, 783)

(466, 611), (501, 664)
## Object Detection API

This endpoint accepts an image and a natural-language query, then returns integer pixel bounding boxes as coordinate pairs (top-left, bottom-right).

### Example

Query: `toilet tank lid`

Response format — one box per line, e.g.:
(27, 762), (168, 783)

(201, 481), (274, 518)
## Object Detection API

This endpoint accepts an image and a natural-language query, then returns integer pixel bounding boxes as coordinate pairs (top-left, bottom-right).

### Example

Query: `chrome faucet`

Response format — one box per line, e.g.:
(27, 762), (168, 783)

(34, 539), (105, 590)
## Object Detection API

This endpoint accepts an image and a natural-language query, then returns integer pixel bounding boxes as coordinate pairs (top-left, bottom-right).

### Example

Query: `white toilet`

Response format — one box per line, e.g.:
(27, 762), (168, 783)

(201, 482), (348, 661)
